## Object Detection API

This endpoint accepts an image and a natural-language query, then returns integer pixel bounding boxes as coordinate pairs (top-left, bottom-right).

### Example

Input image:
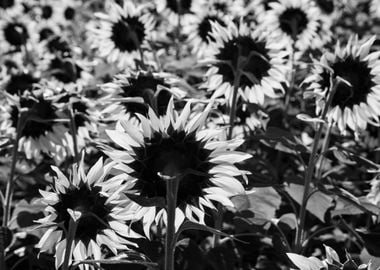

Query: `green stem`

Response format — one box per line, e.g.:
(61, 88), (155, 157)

(294, 79), (338, 253)
(272, 221), (292, 252)
(376, 127), (380, 164)
(1, 111), (26, 270)
(62, 217), (78, 270)
(213, 67), (242, 248)
(175, 0), (182, 60)
(0, 228), (6, 270)
(316, 124), (333, 182)
(284, 42), (296, 112)
(227, 71), (242, 139)
(68, 107), (79, 164)
(164, 174), (179, 270)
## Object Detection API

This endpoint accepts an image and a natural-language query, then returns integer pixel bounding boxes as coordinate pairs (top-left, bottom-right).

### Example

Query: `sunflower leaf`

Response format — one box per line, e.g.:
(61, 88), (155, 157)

(287, 253), (325, 270)
(177, 221), (240, 242)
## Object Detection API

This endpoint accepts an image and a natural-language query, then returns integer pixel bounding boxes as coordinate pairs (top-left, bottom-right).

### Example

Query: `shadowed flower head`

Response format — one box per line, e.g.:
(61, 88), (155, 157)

(0, 92), (67, 161)
(100, 71), (186, 124)
(103, 99), (251, 236)
(305, 36), (380, 133)
(37, 157), (141, 269)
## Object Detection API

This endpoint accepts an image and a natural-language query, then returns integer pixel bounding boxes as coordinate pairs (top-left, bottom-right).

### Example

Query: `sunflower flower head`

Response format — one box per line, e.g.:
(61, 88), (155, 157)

(306, 35), (380, 133)
(87, 0), (155, 69)
(202, 20), (288, 106)
(0, 91), (68, 161)
(100, 70), (186, 124)
(103, 99), (251, 237)
(260, 0), (331, 52)
(37, 156), (141, 269)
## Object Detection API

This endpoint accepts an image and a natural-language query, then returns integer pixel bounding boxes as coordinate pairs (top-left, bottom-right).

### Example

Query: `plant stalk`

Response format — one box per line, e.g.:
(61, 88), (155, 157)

(294, 79), (338, 252)
(62, 217), (78, 270)
(164, 174), (179, 270)
(1, 111), (26, 270)
(68, 107), (79, 163)
(175, 0), (182, 60)
(316, 123), (333, 182)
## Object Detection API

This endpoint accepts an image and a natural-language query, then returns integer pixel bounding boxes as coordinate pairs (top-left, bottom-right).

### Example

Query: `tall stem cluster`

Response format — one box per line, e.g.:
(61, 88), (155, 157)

(294, 78), (339, 252)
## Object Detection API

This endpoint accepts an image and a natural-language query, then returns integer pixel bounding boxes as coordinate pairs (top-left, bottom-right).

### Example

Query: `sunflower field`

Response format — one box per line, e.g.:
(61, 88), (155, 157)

(1, 0), (380, 269)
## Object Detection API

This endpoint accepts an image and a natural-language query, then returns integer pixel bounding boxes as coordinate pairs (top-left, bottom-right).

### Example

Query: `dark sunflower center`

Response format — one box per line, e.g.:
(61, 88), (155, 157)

(10, 97), (57, 139)
(47, 36), (72, 56)
(49, 57), (82, 83)
(315, 0), (334, 14)
(53, 185), (110, 244)
(120, 75), (171, 116)
(320, 57), (374, 109)
(198, 16), (225, 43)
(166, 0), (192, 14)
(213, 2), (227, 12)
(72, 102), (88, 128)
(111, 17), (145, 52)
(129, 130), (213, 206)
(4, 22), (29, 46)
(216, 36), (271, 88)
(6, 73), (39, 95)
(279, 8), (308, 38)
(0, 0), (14, 9)
(39, 27), (54, 41)
(57, 94), (89, 128)
(64, 7), (75, 20)
(41, 5), (53, 19)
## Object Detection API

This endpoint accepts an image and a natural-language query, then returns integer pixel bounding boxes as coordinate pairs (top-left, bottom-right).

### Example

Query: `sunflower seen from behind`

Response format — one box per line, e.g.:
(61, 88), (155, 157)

(103, 99), (250, 237)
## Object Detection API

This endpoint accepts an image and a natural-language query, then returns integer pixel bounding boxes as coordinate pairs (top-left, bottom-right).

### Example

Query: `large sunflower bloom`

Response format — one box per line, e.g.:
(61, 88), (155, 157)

(36, 157), (141, 269)
(103, 100), (250, 236)
(306, 36), (380, 133)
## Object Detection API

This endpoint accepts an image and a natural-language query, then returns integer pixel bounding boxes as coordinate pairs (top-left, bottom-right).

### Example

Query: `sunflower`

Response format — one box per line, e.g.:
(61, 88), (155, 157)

(1, 71), (40, 96)
(35, 20), (60, 42)
(155, 0), (205, 27)
(0, 16), (30, 49)
(306, 36), (380, 133)
(100, 70), (186, 124)
(260, 0), (331, 52)
(182, 9), (229, 58)
(54, 0), (81, 26)
(0, 0), (24, 16)
(35, 1), (55, 21)
(87, 0), (155, 69)
(36, 157), (141, 269)
(201, 20), (288, 106)
(103, 99), (250, 236)
(0, 91), (67, 161)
